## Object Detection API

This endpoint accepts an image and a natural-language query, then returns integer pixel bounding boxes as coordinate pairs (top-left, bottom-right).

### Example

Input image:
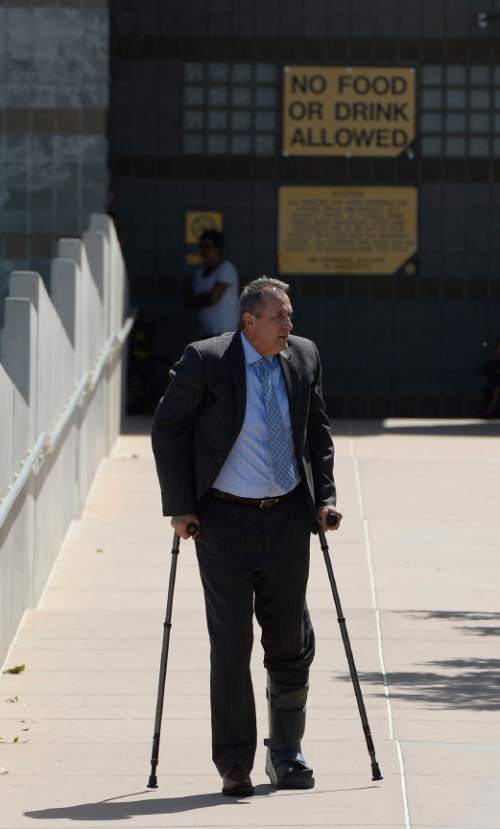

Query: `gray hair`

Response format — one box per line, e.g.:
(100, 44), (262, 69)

(238, 276), (290, 328)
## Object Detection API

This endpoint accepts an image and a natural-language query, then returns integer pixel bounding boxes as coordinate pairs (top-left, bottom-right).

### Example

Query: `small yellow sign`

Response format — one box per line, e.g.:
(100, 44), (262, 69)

(279, 186), (417, 275)
(185, 211), (223, 244)
(186, 253), (203, 266)
(283, 66), (415, 157)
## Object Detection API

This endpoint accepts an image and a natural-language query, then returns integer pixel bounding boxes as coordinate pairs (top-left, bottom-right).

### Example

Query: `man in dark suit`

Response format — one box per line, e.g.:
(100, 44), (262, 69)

(152, 277), (341, 797)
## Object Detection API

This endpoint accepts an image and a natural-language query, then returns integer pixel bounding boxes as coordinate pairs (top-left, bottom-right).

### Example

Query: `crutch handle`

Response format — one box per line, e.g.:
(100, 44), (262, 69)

(187, 522), (199, 535)
(326, 511), (338, 527)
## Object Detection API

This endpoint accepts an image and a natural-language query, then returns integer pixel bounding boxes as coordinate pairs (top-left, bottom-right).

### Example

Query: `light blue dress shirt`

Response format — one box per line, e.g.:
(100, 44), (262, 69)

(213, 332), (301, 497)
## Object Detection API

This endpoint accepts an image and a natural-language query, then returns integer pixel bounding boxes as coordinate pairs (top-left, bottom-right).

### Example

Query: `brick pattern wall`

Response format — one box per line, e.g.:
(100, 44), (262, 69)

(0, 0), (108, 319)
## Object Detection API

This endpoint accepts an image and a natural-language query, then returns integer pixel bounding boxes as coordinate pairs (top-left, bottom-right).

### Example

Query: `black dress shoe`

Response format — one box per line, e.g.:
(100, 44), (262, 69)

(265, 748), (315, 789)
(221, 766), (254, 797)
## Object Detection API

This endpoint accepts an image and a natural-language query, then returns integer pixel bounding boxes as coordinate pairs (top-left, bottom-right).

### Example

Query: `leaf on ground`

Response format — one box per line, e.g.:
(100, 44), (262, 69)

(96, 548), (104, 553)
(21, 728), (30, 732)
(6, 696), (18, 703)
(0, 768), (9, 775)
(3, 664), (25, 675)
(0, 736), (26, 744)
(131, 453), (139, 459)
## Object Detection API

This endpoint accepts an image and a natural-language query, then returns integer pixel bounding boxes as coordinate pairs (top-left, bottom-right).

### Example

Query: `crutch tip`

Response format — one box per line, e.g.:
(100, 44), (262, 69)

(147, 775), (158, 789)
(371, 763), (383, 781)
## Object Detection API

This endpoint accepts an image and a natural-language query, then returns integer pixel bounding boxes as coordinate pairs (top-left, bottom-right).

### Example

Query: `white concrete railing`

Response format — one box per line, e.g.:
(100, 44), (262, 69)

(0, 214), (132, 665)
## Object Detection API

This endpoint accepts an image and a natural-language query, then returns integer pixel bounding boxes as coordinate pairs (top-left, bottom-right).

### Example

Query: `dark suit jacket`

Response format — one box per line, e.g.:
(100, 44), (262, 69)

(151, 332), (336, 529)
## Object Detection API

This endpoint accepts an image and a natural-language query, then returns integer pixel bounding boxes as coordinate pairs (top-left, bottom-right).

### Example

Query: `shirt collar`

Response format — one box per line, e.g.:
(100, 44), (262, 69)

(240, 331), (274, 367)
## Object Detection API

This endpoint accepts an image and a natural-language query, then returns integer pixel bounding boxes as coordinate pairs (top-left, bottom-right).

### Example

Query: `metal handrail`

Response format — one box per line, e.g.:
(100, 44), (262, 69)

(117, 316), (135, 345)
(0, 434), (47, 532)
(0, 314), (135, 531)
(44, 374), (90, 455)
(89, 333), (116, 392)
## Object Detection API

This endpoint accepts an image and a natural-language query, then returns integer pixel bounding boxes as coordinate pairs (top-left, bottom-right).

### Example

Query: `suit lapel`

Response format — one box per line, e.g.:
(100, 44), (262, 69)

(279, 349), (303, 454)
(227, 332), (247, 439)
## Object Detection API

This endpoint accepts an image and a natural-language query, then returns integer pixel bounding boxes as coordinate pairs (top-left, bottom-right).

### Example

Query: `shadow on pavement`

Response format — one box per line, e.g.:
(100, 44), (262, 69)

(337, 419), (500, 438)
(338, 609), (500, 711)
(122, 415), (500, 439)
(406, 610), (500, 638)
(24, 783), (376, 821)
(121, 416), (153, 435)
(342, 659), (500, 711)
(25, 790), (253, 821)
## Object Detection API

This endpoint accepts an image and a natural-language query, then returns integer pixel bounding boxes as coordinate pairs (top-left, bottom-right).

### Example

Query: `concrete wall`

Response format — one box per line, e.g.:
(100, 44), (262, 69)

(0, 0), (108, 319)
(0, 213), (128, 666)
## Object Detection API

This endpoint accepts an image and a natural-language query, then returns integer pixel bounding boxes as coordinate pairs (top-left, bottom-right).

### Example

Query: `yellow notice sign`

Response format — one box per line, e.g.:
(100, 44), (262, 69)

(279, 186), (417, 275)
(185, 211), (223, 244)
(186, 253), (203, 265)
(283, 66), (415, 156)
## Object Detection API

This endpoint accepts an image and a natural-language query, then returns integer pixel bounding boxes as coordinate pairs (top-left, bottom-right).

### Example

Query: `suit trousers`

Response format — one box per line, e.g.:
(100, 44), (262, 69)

(195, 484), (315, 775)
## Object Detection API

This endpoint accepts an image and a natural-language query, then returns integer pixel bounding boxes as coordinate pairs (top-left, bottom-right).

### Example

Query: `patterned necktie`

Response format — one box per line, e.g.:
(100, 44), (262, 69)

(256, 357), (297, 491)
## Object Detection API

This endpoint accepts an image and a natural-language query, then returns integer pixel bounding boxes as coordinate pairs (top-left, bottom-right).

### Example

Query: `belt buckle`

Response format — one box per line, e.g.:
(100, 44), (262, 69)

(259, 497), (278, 509)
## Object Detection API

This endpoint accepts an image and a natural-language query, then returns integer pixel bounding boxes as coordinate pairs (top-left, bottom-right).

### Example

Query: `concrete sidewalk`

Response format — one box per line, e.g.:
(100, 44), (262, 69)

(1, 419), (500, 828)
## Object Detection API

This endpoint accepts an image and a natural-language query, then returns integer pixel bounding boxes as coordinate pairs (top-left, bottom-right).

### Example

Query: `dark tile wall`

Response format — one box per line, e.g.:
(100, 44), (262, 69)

(109, 0), (500, 415)
(112, 0), (499, 40)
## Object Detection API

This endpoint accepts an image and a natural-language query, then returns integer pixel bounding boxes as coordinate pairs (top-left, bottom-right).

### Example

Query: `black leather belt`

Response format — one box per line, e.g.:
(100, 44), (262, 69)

(209, 487), (296, 509)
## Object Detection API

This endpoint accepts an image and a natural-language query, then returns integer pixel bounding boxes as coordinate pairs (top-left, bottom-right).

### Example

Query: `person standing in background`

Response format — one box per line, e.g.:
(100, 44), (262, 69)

(187, 229), (239, 337)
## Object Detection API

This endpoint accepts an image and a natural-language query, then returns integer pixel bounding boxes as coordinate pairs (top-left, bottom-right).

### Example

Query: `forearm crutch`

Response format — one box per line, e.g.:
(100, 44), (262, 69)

(147, 523), (197, 789)
(320, 513), (383, 782)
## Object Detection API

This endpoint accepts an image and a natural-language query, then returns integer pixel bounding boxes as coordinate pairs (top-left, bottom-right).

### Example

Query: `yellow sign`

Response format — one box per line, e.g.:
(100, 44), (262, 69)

(278, 186), (417, 275)
(186, 253), (203, 266)
(283, 66), (415, 156)
(185, 211), (223, 244)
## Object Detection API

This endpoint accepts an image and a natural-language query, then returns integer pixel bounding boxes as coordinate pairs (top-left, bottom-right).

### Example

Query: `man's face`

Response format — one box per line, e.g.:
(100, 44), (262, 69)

(199, 238), (223, 268)
(243, 289), (293, 356)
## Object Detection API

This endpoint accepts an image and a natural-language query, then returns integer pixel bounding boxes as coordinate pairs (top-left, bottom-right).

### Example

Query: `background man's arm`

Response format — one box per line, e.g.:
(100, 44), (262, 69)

(186, 281), (229, 310)
(151, 344), (207, 517)
(484, 384), (500, 417)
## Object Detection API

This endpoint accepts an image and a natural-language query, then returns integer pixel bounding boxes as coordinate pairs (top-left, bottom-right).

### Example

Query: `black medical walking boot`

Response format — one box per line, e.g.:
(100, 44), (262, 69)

(264, 679), (314, 789)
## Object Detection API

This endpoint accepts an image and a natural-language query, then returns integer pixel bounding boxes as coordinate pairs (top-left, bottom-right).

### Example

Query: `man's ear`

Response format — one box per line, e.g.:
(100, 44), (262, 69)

(242, 311), (254, 327)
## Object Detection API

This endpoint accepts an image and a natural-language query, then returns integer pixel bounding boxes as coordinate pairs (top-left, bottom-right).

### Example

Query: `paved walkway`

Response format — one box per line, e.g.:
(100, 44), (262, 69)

(2, 419), (500, 828)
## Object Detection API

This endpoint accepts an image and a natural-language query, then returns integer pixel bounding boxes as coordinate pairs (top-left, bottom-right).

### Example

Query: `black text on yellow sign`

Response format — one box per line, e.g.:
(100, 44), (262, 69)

(278, 186), (418, 276)
(283, 66), (416, 157)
